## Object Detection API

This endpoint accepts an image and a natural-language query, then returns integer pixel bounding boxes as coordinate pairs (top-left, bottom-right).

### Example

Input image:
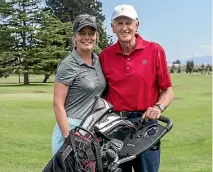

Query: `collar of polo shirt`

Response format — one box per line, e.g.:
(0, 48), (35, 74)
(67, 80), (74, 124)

(71, 49), (98, 66)
(115, 34), (146, 54)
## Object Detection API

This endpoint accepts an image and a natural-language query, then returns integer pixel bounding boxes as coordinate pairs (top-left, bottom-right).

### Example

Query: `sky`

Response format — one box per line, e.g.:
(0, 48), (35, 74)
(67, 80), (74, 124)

(99, 0), (212, 61)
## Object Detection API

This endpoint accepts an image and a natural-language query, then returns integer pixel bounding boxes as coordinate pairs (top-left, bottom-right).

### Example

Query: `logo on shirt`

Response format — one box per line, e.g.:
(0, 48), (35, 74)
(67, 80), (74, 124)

(142, 60), (148, 64)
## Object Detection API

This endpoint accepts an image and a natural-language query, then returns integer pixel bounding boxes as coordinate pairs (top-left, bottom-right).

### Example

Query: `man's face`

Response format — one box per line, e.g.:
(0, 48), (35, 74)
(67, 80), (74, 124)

(111, 16), (138, 42)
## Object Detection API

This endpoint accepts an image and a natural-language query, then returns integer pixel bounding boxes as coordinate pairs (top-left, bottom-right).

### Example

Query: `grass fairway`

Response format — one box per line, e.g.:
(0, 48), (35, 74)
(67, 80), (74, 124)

(161, 74), (212, 172)
(0, 74), (211, 172)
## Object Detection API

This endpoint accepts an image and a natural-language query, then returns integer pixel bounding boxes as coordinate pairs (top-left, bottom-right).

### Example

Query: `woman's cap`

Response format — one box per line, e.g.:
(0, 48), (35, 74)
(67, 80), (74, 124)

(73, 14), (97, 33)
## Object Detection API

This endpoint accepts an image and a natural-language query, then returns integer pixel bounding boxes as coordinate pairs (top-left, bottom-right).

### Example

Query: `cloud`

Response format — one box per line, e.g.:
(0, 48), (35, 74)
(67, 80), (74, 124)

(200, 44), (212, 49)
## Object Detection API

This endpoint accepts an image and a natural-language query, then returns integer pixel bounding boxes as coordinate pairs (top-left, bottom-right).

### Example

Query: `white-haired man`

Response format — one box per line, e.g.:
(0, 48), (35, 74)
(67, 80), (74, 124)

(99, 4), (174, 172)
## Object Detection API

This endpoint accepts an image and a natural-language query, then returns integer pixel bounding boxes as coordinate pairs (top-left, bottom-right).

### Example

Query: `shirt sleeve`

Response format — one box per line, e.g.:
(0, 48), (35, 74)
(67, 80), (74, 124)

(55, 61), (75, 86)
(156, 45), (172, 89)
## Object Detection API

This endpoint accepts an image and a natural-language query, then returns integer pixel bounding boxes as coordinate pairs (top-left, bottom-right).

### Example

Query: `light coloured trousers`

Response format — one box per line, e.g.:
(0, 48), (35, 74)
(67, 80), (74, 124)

(51, 118), (82, 156)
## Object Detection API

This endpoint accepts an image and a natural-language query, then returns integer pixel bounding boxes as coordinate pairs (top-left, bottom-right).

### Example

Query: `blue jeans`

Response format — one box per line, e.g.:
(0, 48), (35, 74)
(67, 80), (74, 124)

(51, 118), (82, 156)
(119, 117), (160, 172)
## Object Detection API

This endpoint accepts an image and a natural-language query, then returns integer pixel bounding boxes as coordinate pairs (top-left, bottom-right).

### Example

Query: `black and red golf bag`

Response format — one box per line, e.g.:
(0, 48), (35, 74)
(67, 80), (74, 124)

(42, 96), (173, 172)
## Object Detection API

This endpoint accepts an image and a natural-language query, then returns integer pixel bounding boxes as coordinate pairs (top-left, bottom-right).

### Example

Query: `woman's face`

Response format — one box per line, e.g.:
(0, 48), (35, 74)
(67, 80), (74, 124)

(74, 26), (97, 51)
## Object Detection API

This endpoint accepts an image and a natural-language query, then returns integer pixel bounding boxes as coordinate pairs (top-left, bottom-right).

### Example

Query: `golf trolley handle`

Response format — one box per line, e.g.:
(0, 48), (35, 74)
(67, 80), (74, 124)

(75, 126), (95, 139)
(158, 115), (173, 131)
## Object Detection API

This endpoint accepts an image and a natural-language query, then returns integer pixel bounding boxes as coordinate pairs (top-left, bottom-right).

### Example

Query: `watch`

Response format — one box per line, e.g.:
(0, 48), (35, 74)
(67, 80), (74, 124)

(155, 104), (165, 112)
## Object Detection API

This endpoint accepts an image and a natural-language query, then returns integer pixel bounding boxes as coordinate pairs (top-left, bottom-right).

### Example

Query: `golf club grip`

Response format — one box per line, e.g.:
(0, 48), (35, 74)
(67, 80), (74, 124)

(158, 115), (173, 131)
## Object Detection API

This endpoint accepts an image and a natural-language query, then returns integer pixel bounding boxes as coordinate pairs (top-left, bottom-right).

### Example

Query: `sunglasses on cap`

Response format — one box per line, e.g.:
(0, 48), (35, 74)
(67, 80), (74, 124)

(73, 14), (97, 33)
(75, 14), (96, 23)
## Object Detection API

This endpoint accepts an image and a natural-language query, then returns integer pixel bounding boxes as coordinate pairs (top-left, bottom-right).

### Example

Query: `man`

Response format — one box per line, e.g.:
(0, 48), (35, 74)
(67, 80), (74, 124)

(99, 4), (174, 172)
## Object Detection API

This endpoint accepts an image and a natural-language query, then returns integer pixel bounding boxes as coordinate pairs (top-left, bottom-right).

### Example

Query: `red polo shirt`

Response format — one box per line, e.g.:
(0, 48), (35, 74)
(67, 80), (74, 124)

(99, 34), (172, 111)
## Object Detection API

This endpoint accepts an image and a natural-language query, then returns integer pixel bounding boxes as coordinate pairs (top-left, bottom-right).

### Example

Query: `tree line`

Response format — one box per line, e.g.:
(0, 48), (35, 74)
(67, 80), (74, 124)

(170, 60), (212, 74)
(0, 0), (112, 84)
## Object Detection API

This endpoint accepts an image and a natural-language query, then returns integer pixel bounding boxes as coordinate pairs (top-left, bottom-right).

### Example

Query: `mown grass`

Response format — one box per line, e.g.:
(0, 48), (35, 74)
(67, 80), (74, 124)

(0, 74), (211, 172)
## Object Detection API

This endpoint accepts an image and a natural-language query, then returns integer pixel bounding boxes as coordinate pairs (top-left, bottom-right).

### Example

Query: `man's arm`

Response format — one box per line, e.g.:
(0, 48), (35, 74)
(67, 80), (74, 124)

(142, 87), (174, 120)
(156, 87), (174, 108)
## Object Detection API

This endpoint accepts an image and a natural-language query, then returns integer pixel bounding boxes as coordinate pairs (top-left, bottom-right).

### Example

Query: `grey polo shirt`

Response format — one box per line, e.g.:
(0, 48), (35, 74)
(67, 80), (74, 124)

(55, 49), (106, 120)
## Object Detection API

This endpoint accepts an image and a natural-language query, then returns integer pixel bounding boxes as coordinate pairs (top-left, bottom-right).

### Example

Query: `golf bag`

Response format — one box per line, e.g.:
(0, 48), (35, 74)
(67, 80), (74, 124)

(42, 96), (173, 172)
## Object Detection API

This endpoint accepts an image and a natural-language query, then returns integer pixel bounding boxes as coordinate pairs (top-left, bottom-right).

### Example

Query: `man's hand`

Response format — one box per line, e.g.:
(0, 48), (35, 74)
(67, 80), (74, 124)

(142, 106), (161, 120)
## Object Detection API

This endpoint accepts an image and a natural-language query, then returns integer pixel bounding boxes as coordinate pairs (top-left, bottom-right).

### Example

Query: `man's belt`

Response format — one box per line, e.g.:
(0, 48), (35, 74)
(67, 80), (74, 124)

(114, 111), (145, 118)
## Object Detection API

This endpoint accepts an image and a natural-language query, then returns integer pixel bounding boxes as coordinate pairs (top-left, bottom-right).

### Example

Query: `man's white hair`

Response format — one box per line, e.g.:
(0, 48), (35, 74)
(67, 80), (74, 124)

(111, 18), (139, 25)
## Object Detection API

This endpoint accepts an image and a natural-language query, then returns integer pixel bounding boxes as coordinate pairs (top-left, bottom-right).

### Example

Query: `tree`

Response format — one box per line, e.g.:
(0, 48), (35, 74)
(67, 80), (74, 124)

(209, 65), (212, 72)
(0, 0), (18, 78)
(205, 64), (212, 75)
(172, 59), (181, 65)
(201, 63), (205, 74)
(0, 26), (17, 77)
(0, 1), (72, 84)
(171, 59), (182, 73)
(45, 0), (112, 51)
(177, 65), (181, 73)
(0, 0), (45, 84)
(170, 66), (175, 73)
(33, 9), (72, 82)
(186, 60), (194, 74)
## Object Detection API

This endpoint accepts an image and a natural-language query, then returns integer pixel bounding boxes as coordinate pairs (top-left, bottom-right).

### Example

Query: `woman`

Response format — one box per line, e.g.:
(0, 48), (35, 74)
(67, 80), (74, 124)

(52, 14), (106, 155)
